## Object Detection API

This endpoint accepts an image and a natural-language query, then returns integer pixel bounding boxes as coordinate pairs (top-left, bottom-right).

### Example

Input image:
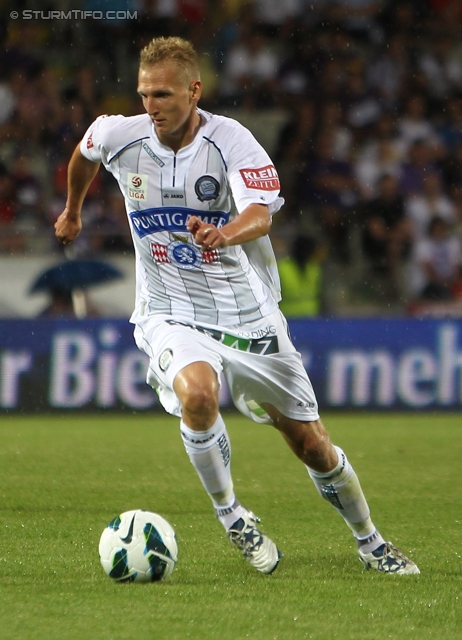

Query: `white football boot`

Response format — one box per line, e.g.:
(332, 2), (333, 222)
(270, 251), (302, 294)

(358, 541), (420, 574)
(227, 510), (282, 574)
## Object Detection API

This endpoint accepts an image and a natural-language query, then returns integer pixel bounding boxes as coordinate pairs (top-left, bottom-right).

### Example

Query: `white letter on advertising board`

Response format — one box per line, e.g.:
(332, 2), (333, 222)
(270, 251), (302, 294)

(49, 333), (95, 407)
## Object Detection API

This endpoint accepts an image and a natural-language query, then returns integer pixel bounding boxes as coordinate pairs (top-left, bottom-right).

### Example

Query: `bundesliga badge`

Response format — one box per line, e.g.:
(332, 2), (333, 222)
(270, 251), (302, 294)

(167, 241), (202, 270)
(127, 173), (148, 201)
(195, 175), (220, 202)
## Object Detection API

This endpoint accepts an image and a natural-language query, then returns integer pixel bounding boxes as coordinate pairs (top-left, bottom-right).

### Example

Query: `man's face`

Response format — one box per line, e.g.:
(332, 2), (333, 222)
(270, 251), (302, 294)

(137, 62), (201, 145)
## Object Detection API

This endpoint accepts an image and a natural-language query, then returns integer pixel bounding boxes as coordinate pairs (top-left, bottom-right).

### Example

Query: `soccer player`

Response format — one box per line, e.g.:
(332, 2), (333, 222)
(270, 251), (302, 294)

(55, 36), (419, 575)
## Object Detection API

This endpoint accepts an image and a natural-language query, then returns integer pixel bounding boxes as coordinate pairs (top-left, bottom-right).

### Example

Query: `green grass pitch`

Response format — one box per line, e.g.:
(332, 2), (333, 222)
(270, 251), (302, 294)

(1, 412), (461, 639)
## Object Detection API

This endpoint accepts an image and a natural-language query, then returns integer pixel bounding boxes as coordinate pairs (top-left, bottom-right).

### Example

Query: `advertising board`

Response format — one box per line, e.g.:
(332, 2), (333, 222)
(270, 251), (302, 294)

(1, 319), (462, 412)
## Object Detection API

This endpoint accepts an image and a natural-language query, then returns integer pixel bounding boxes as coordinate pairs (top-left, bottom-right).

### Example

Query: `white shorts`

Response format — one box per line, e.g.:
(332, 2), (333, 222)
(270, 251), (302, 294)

(133, 310), (319, 424)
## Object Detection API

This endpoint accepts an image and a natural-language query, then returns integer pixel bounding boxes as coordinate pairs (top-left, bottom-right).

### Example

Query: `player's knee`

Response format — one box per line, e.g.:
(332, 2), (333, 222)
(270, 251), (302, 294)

(298, 425), (324, 458)
(181, 383), (218, 417)
(288, 420), (336, 470)
(174, 363), (219, 419)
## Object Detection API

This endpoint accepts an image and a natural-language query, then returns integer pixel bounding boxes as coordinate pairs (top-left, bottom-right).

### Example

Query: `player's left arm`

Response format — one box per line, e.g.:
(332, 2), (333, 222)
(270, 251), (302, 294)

(54, 144), (100, 245)
(187, 203), (271, 251)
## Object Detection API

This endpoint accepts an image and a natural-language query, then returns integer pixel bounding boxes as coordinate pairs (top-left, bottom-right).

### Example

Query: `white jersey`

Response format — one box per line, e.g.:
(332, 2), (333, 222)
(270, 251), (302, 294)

(80, 109), (284, 327)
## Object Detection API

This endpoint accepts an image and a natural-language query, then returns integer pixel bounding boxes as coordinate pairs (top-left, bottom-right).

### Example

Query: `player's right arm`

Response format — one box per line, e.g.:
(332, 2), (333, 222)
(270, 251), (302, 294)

(54, 144), (100, 245)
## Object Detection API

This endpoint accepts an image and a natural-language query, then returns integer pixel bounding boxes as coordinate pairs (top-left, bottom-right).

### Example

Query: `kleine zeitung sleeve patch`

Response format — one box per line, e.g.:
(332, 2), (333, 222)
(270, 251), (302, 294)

(239, 165), (280, 191)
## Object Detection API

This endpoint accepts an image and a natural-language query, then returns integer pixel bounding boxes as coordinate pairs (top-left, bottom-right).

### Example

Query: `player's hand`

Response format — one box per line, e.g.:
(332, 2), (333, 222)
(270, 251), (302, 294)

(54, 208), (82, 245)
(187, 216), (227, 251)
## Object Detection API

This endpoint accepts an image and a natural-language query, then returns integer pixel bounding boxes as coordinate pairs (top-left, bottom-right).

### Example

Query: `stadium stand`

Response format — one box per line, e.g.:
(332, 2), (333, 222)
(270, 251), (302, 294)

(1, 0), (462, 316)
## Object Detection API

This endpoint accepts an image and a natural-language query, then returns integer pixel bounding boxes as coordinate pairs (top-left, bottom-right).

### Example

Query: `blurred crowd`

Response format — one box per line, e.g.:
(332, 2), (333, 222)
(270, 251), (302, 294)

(2, 0), (462, 312)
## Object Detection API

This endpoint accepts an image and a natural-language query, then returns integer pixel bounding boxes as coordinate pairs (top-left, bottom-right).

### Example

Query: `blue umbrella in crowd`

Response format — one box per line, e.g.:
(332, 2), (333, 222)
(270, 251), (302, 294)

(30, 259), (123, 317)
(30, 259), (123, 294)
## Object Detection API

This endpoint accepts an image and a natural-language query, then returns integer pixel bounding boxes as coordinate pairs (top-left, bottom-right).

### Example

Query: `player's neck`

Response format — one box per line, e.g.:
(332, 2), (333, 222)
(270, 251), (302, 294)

(159, 109), (202, 154)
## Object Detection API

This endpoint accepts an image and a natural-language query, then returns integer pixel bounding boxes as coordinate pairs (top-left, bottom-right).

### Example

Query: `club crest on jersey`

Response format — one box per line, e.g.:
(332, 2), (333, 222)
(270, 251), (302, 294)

(195, 175), (220, 202)
(86, 131), (94, 149)
(151, 242), (218, 267)
(127, 173), (148, 201)
(167, 241), (203, 270)
(239, 165), (280, 190)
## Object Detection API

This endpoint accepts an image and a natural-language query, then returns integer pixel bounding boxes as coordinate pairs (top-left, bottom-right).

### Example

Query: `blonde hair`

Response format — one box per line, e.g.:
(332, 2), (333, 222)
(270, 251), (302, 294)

(140, 36), (200, 82)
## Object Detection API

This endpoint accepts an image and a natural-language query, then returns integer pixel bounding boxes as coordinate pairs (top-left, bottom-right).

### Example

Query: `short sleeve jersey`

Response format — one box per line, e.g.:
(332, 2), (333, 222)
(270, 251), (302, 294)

(80, 109), (284, 327)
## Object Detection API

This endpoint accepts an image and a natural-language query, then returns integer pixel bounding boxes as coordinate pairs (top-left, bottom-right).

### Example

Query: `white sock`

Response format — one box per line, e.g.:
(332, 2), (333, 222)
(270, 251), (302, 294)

(307, 446), (384, 547)
(215, 500), (246, 530)
(355, 530), (385, 554)
(180, 415), (242, 528)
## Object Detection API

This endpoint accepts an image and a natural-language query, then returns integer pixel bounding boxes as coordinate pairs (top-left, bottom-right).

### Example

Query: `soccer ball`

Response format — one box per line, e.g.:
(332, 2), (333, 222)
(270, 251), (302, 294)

(98, 509), (178, 583)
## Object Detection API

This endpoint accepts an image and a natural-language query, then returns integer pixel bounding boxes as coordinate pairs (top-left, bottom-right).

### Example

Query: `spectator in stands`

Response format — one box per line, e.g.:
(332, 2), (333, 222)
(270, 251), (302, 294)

(314, 57), (346, 105)
(366, 34), (411, 110)
(355, 135), (400, 200)
(64, 66), (102, 121)
(354, 113), (405, 200)
(442, 139), (462, 201)
(37, 287), (78, 318)
(361, 173), (411, 281)
(277, 35), (314, 99)
(417, 33), (462, 102)
(297, 129), (357, 262)
(406, 170), (456, 240)
(9, 66), (61, 149)
(10, 153), (44, 225)
(53, 99), (91, 159)
(0, 162), (24, 253)
(278, 234), (322, 317)
(438, 97), (462, 154)
(271, 101), (318, 236)
(397, 93), (440, 152)
(218, 24), (279, 108)
(94, 189), (134, 254)
(297, 129), (358, 212)
(210, 0), (255, 72)
(2, 23), (43, 80)
(341, 66), (382, 134)
(304, 26), (360, 96)
(318, 203), (351, 264)
(399, 139), (438, 197)
(187, 28), (221, 110)
(317, 100), (353, 162)
(274, 98), (316, 219)
(332, 0), (385, 44)
(37, 286), (102, 318)
(137, 0), (181, 33)
(409, 216), (462, 302)
(252, 0), (304, 38)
